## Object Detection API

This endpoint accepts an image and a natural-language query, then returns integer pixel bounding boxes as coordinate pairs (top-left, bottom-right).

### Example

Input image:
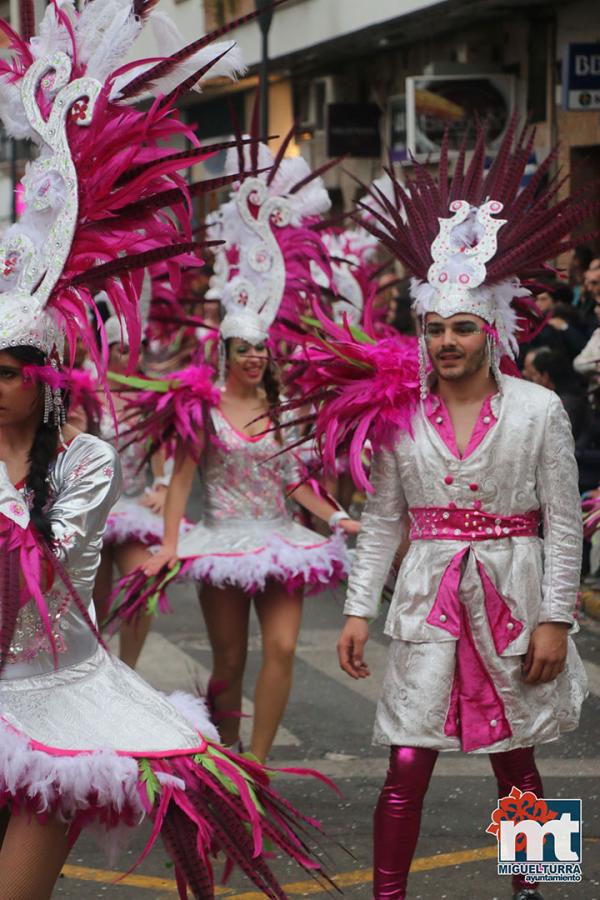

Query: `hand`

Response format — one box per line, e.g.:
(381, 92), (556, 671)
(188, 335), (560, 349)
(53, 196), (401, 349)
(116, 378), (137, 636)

(139, 485), (167, 515)
(339, 518), (361, 535)
(547, 317), (568, 331)
(337, 616), (370, 679)
(143, 544), (178, 577)
(521, 622), (569, 684)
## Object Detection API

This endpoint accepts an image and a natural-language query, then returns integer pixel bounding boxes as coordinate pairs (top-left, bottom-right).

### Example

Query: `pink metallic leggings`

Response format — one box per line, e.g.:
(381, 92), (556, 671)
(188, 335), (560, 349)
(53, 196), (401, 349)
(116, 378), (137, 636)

(373, 745), (543, 899)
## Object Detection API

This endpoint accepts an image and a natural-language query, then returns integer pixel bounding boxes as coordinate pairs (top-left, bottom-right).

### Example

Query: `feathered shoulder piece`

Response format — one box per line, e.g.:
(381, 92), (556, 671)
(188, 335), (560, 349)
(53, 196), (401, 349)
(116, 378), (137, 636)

(279, 304), (419, 492)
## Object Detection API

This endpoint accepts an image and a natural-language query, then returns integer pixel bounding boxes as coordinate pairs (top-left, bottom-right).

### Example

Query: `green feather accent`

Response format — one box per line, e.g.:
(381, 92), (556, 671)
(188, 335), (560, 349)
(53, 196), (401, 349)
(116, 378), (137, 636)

(146, 562), (182, 615)
(139, 758), (161, 806)
(107, 371), (174, 393)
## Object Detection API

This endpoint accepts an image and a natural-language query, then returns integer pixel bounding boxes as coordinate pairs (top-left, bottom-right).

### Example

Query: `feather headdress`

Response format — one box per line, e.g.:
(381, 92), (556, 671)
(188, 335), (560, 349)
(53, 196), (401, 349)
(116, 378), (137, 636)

(358, 120), (600, 365)
(0, 0), (251, 374)
(207, 116), (338, 346)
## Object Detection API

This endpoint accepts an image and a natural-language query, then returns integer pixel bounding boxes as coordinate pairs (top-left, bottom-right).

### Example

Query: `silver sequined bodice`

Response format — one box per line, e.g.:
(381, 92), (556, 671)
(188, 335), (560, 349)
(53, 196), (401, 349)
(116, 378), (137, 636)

(202, 408), (300, 523)
(3, 434), (121, 677)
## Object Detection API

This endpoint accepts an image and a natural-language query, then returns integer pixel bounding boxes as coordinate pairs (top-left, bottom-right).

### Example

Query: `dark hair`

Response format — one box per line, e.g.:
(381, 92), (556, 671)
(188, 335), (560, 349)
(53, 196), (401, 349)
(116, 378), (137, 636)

(390, 289), (417, 336)
(574, 245), (594, 270)
(552, 302), (581, 328)
(539, 280), (574, 306)
(5, 346), (59, 544)
(262, 359), (283, 444)
(532, 349), (576, 391)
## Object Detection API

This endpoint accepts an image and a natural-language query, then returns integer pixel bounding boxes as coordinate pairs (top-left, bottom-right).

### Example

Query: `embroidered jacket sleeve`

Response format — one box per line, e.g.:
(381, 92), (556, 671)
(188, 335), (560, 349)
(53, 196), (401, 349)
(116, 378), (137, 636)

(49, 438), (122, 568)
(343, 447), (407, 619)
(536, 393), (582, 626)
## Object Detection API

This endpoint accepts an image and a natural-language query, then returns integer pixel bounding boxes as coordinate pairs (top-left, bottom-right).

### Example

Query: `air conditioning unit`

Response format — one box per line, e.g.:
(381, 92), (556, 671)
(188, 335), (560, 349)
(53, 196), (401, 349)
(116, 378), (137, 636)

(405, 74), (517, 160)
(299, 76), (336, 133)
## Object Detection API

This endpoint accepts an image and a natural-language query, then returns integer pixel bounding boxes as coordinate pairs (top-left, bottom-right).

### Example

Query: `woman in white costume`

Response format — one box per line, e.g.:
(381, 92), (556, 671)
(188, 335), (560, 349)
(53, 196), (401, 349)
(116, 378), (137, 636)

(0, 3), (334, 897)
(144, 143), (359, 761)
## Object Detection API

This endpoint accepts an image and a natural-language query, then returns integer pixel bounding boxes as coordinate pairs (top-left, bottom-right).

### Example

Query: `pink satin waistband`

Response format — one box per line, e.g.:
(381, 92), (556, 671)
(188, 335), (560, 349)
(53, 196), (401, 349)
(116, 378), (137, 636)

(409, 507), (541, 541)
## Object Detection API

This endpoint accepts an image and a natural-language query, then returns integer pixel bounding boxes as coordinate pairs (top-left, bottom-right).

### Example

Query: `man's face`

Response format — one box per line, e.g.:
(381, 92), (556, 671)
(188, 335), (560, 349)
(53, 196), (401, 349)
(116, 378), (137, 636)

(523, 350), (539, 381)
(536, 291), (555, 315)
(424, 313), (489, 383)
(586, 265), (600, 303)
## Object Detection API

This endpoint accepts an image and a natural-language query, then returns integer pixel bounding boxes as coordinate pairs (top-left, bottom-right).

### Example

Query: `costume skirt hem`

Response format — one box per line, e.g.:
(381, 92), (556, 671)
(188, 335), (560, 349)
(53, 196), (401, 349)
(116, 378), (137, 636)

(179, 531), (351, 594)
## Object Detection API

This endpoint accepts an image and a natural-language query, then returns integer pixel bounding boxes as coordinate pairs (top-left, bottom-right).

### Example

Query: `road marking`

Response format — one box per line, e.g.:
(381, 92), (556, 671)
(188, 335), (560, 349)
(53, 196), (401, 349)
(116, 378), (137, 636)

(61, 864), (232, 894)
(132, 631), (300, 747)
(60, 845), (497, 895)
(61, 838), (598, 894)
(295, 628), (390, 704)
(203, 847), (500, 899)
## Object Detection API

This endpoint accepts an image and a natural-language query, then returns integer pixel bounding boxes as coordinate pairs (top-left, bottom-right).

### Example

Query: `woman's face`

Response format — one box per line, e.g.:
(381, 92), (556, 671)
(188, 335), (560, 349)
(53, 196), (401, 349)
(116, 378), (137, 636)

(227, 339), (269, 387)
(108, 341), (132, 374)
(0, 351), (42, 428)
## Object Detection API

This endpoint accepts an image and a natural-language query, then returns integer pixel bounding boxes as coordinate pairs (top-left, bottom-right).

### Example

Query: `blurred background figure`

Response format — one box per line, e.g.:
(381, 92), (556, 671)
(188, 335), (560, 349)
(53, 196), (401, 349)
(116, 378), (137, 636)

(529, 349), (588, 440)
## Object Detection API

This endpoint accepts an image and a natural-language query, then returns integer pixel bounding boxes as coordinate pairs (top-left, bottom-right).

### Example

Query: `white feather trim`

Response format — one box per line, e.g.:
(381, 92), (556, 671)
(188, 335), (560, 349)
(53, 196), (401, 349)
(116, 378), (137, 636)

(0, 688), (217, 830)
(183, 532), (351, 593)
(104, 502), (192, 545)
(168, 692), (219, 743)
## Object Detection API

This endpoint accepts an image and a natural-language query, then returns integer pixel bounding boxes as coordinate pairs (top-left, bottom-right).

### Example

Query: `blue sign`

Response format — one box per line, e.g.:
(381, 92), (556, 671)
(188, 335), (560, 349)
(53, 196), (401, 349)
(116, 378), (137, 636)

(562, 43), (600, 110)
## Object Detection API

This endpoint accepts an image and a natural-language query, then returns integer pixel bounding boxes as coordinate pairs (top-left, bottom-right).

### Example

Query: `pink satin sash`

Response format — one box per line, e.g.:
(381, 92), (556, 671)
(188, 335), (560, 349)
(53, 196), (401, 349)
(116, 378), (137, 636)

(409, 507), (541, 541)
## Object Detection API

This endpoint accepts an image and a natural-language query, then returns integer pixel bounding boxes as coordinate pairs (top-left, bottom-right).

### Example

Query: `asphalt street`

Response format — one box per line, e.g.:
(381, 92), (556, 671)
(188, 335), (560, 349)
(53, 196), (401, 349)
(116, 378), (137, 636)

(53, 485), (600, 900)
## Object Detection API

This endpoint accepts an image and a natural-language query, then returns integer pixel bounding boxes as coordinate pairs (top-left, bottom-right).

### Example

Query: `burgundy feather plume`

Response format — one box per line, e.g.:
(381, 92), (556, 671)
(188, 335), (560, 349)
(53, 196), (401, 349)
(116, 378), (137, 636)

(359, 119), (600, 290)
(67, 242), (201, 288)
(289, 154), (346, 195)
(132, 0), (160, 21)
(18, 0), (35, 44)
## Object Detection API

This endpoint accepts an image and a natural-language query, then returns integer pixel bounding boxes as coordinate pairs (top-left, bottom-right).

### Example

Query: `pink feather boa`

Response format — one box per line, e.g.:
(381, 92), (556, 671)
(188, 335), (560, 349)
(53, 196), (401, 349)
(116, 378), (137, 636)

(280, 306), (420, 492)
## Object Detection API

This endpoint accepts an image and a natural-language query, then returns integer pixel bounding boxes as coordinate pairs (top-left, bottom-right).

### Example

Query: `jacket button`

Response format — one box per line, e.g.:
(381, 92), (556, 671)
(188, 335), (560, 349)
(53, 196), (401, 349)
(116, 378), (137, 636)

(490, 719), (498, 727)
(439, 614), (447, 623)
(507, 622), (514, 630)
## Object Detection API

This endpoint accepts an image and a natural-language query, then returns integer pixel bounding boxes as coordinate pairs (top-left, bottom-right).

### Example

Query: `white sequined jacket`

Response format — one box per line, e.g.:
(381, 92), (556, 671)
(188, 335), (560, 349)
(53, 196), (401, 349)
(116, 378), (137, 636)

(345, 375), (582, 648)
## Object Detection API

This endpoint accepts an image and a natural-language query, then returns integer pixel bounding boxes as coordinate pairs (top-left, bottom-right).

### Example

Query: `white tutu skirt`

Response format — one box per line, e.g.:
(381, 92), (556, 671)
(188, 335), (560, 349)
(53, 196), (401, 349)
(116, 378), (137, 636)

(0, 646), (220, 851)
(104, 496), (164, 546)
(0, 646), (331, 891)
(104, 496), (192, 547)
(176, 516), (351, 594)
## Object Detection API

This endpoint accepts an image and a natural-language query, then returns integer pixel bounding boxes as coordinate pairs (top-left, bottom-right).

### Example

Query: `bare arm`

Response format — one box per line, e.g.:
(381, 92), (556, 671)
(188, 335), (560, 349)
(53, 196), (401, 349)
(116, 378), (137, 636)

(289, 483), (360, 534)
(143, 444), (197, 575)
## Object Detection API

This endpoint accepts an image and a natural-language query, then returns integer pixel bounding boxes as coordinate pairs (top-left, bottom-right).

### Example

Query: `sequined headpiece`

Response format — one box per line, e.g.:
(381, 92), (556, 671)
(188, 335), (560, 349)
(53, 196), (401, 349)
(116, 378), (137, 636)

(0, 0), (247, 369)
(209, 137), (333, 346)
(359, 119), (599, 366)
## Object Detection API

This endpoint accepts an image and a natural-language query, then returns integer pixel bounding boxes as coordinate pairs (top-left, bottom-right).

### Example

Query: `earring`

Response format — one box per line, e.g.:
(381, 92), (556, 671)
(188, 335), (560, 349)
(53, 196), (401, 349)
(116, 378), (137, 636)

(418, 334), (429, 400)
(43, 382), (53, 423)
(487, 333), (502, 385)
(217, 338), (227, 387)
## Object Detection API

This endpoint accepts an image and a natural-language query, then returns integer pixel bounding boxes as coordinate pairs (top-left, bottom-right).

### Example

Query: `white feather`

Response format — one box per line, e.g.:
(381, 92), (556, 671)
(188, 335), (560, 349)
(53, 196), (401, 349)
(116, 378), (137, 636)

(77, 1), (142, 84)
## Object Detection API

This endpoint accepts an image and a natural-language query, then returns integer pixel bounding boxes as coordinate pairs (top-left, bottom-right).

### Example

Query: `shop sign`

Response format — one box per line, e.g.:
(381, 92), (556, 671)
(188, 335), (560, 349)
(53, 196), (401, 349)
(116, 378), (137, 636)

(562, 43), (600, 110)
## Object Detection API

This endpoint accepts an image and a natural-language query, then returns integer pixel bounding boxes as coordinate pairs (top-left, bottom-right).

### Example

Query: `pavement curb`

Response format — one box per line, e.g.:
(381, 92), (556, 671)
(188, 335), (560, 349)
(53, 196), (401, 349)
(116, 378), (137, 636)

(581, 588), (600, 621)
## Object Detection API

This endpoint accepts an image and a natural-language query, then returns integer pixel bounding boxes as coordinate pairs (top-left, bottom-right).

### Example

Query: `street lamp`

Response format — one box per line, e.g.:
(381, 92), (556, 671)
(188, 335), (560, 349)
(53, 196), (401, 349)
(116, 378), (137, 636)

(254, 0), (273, 136)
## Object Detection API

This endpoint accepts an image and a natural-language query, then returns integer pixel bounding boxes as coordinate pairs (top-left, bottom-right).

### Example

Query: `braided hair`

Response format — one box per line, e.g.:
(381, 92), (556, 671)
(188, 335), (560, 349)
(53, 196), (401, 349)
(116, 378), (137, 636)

(262, 358), (283, 445)
(6, 346), (60, 544)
